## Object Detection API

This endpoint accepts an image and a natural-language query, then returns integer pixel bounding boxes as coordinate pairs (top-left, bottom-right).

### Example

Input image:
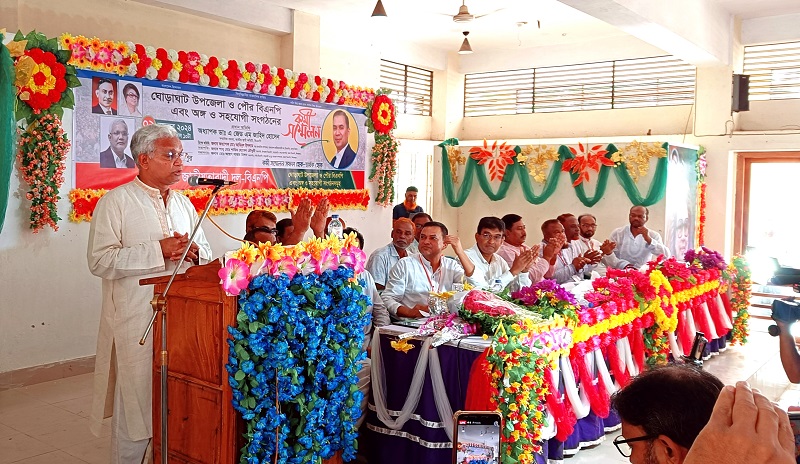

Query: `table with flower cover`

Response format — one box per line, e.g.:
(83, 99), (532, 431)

(363, 249), (751, 464)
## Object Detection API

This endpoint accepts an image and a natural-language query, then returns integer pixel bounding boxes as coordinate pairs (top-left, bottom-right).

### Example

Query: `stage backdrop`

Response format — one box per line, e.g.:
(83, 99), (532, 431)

(72, 70), (367, 191)
(664, 144), (699, 260)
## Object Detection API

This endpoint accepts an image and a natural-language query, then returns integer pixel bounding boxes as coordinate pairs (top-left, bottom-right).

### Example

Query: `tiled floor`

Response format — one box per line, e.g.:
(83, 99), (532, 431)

(0, 319), (791, 463)
(0, 373), (111, 464)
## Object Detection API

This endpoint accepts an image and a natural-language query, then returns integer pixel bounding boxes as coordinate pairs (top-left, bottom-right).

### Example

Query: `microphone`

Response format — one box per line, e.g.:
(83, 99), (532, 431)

(187, 176), (236, 187)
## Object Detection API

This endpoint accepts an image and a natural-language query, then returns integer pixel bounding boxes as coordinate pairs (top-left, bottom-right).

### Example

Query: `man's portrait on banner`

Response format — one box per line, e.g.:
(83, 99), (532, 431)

(99, 118), (136, 168)
(92, 77), (118, 115)
(323, 110), (358, 170)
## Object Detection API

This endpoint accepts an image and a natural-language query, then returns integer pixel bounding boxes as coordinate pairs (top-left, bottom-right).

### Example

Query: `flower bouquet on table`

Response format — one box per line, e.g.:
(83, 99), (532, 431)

(221, 234), (372, 463)
(685, 246), (727, 273)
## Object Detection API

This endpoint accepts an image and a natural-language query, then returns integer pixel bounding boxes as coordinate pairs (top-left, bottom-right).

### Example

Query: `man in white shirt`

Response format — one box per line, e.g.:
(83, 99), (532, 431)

(609, 205), (671, 269)
(87, 124), (212, 463)
(99, 119), (136, 168)
(366, 217), (416, 290)
(464, 216), (535, 291)
(497, 214), (551, 286)
(575, 213), (625, 275)
(382, 221), (476, 318)
(541, 218), (591, 284)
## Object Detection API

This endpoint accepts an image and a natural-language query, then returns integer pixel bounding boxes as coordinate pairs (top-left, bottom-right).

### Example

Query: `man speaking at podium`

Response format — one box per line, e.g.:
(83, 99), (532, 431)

(87, 124), (211, 463)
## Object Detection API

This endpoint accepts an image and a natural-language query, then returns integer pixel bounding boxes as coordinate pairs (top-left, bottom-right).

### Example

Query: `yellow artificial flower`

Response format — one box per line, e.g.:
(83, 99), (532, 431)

(391, 339), (415, 353)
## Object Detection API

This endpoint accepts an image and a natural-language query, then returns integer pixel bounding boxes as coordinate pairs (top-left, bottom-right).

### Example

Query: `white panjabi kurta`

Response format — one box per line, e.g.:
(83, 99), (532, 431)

(542, 240), (588, 284)
(574, 236), (626, 275)
(609, 225), (671, 269)
(381, 254), (472, 316)
(87, 178), (211, 441)
(464, 244), (518, 291)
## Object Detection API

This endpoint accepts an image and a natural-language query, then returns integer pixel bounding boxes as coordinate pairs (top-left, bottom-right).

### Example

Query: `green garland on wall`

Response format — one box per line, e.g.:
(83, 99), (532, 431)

(439, 139), (667, 207)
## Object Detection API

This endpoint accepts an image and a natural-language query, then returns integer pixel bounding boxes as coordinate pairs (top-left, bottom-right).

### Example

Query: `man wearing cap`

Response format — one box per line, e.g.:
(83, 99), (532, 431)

(392, 186), (424, 220)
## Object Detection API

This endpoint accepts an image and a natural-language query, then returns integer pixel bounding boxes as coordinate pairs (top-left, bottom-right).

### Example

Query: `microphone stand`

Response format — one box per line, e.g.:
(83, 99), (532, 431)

(139, 183), (224, 464)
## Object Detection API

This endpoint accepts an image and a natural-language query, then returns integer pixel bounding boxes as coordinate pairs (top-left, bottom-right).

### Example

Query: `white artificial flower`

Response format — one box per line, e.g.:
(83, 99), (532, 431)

(145, 45), (156, 58)
(146, 67), (158, 80)
(200, 54), (209, 66)
(199, 74), (210, 86)
(125, 41), (135, 52)
(270, 66), (277, 76)
(267, 84), (276, 95)
(298, 90), (307, 100)
(167, 49), (179, 62)
(219, 76), (229, 88)
(237, 78), (247, 90)
(126, 63), (137, 76)
(282, 86), (290, 97)
(168, 69), (180, 82)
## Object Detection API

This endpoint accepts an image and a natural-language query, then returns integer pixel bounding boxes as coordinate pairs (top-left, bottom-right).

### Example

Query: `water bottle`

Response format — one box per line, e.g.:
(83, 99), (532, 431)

(327, 214), (343, 239)
(491, 279), (503, 292)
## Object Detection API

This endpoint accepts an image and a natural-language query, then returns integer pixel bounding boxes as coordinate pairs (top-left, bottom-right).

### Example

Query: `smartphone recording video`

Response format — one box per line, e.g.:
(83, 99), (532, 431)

(452, 411), (502, 464)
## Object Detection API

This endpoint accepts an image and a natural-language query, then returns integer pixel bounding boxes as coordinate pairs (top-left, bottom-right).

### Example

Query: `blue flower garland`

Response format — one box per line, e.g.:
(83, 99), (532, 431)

(227, 266), (371, 463)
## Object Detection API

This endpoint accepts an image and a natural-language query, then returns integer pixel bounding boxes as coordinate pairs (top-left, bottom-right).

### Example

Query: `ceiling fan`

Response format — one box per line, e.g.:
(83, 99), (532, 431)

(451, 0), (503, 23)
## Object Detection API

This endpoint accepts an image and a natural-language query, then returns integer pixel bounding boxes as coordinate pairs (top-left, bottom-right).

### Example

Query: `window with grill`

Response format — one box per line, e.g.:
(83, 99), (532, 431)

(744, 41), (800, 101)
(380, 60), (433, 116)
(464, 56), (695, 116)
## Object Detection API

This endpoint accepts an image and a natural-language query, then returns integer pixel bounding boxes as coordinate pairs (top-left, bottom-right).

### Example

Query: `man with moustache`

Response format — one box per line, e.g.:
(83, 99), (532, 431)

(610, 205), (671, 270)
(382, 221), (476, 318)
(366, 218), (417, 290)
(87, 124), (212, 463)
(558, 213), (603, 274)
(464, 216), (536, 291)
(93, 78), (117, 115)
(328, 110), (357, 170)
(575, 213), (625, 274)
(541, 218), (592, 284)
(497, 214), (553, 286)
(99, 119), (135, 168)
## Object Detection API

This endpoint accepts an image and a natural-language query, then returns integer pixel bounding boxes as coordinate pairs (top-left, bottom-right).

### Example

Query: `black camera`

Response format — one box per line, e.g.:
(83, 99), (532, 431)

(772, 298), (800, 324)
(682, 332), (708, 367)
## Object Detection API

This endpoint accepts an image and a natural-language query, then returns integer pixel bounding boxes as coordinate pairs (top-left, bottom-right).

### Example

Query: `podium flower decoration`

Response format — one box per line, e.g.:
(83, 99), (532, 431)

(727, 255), (751, 345)
(220, 233), (366, 296)
(225, 234), (371, 463)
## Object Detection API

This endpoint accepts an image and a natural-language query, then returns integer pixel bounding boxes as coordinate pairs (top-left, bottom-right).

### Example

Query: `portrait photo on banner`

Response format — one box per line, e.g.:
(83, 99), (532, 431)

(91, 76), (118, 115)
(322, 109), (359, 170)
(98, 117), (136, 169)
(664, 145), (699, 259)
(118, 81), (143, 117)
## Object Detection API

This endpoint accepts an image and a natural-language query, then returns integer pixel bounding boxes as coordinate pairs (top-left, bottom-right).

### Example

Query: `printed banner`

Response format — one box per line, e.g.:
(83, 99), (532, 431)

(664, 144), (699, 260)
(72, 70), (367, 190)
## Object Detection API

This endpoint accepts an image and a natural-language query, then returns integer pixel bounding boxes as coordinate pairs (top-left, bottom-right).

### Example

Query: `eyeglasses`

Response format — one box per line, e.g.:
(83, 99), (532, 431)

(613, 434), (657, 457)
(479, 233), (503, 241)
(253, 227), (278, 235)
(125, 93), (139, 99)
(158, 150), (186, 163)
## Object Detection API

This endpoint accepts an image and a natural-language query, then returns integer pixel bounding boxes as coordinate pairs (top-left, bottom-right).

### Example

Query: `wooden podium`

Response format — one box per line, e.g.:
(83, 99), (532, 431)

(141, 261), (244, 463)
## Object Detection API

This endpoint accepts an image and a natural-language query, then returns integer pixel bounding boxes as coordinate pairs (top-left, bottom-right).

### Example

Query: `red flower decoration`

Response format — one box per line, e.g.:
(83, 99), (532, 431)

(16, 48), (69, 113)
(370, 94), (396, 134)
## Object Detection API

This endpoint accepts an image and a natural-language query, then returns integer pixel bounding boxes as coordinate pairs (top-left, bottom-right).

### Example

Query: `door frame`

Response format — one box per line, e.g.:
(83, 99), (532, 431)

(733, 151), (800, 255)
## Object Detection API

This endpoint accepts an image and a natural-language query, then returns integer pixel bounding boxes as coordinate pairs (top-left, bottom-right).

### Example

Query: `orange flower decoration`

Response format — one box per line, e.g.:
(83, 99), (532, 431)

(469, 140), (517, 181)
(561, 143), (615, 186)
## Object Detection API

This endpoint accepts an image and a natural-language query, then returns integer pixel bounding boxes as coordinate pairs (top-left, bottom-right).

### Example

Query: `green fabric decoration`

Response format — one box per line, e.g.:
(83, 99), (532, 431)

(0, 34), (15, 234)
(612, 143), (668, 205)
(440, 139), (667, 208)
